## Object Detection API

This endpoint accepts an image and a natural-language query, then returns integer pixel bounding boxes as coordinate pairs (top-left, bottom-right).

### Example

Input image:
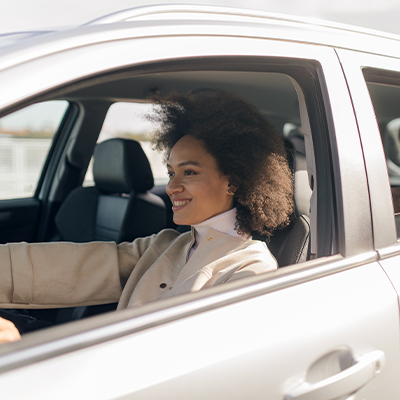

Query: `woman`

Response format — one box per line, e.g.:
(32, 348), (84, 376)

(0, 91), (293, 342)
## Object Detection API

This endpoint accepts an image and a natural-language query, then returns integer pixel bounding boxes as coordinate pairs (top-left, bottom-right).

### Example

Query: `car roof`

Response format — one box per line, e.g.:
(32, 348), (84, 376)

(88, 3), (400, 40)
(1, 3), (400, 66)
(0, 31), (55, 49)
(87, 4), (400, 57)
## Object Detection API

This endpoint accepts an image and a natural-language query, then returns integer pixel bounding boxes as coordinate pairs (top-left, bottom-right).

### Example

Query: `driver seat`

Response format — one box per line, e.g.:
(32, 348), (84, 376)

(267, 143), (311, 267)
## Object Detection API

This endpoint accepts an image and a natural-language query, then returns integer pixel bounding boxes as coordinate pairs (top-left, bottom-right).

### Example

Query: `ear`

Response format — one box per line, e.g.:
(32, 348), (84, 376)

(227, 182), (238, 196)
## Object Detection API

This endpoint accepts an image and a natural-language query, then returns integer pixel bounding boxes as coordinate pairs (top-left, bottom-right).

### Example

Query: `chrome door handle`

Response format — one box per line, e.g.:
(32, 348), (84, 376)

(285, 350), (385, 400)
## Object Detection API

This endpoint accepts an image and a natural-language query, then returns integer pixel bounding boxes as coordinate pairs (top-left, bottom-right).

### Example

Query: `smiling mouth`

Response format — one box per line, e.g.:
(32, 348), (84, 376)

(172, 199), (191, 211)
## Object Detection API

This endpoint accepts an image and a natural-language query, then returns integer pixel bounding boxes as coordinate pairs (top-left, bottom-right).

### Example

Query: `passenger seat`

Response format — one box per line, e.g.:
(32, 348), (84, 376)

(54, 138), (166, 243)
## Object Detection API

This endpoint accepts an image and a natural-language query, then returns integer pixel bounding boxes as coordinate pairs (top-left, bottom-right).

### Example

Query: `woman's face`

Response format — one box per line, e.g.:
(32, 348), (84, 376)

(166, 135), (234, 226)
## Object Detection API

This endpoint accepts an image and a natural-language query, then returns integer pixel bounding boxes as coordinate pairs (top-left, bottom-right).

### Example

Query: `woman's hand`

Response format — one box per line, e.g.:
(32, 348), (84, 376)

(0, 317), (21, 343)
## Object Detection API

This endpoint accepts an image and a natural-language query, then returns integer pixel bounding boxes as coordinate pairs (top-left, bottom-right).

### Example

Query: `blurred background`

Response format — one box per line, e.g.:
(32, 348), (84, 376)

(1, 0), (400, 36)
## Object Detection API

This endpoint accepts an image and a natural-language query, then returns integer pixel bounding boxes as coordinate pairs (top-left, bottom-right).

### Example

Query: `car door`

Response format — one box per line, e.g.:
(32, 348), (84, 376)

(0, 19), (398, 399)
(0, 255), (398, 400)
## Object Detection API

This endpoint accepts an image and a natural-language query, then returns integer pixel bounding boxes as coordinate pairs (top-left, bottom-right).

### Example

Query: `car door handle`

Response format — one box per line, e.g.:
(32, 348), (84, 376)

(285, 350), (385, 400)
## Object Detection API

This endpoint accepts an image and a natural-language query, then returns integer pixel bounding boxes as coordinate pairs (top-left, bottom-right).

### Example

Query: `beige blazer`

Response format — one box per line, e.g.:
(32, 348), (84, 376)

(0, 228), (277, 309)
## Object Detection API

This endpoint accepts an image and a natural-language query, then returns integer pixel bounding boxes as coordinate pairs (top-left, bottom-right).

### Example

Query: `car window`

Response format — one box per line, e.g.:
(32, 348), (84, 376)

(363, 78), (400, 237)
(83, 102), (167, 186)
(0, 101), (69, 200)
(74, 67), (338, 258)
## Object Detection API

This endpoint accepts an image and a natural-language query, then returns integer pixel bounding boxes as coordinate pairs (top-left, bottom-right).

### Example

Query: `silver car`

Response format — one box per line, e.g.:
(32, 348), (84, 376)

(0, 4), (400, 399)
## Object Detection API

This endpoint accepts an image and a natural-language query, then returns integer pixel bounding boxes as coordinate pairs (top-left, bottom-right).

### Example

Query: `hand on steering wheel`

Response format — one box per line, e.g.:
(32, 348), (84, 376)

(0, 316), (21, 343)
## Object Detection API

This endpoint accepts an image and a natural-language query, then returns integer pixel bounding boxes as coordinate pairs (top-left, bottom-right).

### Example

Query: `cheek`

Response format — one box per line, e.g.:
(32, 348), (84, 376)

(187, 175), (230, 201)
(186, 178), (211, 194)
(203, 179), (229, 200)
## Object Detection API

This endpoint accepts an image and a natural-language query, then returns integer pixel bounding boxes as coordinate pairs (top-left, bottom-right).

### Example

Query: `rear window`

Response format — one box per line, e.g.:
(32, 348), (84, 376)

(84, 102), (167, 186)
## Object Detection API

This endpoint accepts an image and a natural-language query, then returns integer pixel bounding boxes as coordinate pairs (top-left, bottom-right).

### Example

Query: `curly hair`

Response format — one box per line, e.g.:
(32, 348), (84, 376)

(149, 90), (294, 238)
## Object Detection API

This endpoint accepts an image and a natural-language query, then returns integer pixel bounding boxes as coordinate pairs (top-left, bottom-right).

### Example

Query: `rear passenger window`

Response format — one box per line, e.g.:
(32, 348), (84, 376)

(84, 102), (167, 186)
(0, 101), (69, 199)
(364, 80), (400, 237)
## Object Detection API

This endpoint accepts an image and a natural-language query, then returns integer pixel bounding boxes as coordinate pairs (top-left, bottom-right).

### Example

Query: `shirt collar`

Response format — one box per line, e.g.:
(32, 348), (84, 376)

(192, 208), (250, 246)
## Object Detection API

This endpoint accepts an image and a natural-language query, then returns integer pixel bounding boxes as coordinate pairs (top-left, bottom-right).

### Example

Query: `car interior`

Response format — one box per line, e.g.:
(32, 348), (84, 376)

(0, 66), (316, 331)
(56, 69), (311, 257)
(365, 76), (400, 236)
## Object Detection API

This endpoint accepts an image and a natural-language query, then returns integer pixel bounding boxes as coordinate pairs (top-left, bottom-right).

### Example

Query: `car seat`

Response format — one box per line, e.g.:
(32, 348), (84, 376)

(266, 141), (311, 266)
(54, 138), (166, 243)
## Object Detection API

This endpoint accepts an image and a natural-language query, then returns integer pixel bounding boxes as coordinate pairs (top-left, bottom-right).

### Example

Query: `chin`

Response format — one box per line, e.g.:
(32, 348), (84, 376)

(173, 218), (190, 226)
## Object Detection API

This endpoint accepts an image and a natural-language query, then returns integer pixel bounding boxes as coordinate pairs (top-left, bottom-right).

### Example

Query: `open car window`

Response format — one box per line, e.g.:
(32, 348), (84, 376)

(61, 64), (337, 261)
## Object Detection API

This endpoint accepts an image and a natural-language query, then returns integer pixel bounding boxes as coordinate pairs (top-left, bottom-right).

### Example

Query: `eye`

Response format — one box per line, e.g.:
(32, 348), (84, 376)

(167, 170), (175, 178)
(184, 170), (196, 176)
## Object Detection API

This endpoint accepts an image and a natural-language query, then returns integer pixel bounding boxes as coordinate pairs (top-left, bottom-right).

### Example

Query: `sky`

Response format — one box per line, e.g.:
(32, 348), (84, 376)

(0, 100), (155, 136)
(0, 101), (68, 132)
(1, 0), (400, 36)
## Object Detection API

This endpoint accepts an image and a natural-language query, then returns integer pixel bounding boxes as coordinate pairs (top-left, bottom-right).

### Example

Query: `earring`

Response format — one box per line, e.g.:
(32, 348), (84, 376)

(228, 188), (235, 195)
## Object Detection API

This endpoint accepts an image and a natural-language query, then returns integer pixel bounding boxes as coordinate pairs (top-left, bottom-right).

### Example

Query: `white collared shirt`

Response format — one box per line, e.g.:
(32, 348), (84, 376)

(188, 208), (251, 260)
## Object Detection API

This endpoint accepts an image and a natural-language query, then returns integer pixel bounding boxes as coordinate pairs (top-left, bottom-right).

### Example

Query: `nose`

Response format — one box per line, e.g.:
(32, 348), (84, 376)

(166, 176), (184, 196)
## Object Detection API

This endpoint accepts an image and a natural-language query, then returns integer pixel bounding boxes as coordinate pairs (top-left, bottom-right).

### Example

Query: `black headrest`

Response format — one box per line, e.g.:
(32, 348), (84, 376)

(93, 138), (154, 194)
(293, 152), (312, 217)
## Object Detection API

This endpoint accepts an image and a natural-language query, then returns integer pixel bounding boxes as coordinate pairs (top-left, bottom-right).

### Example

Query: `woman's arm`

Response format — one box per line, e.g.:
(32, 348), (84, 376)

(0, 236), (156, 309)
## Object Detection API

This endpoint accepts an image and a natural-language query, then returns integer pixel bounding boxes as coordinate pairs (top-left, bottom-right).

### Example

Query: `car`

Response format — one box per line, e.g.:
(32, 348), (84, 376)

(0, 4), (400, 399)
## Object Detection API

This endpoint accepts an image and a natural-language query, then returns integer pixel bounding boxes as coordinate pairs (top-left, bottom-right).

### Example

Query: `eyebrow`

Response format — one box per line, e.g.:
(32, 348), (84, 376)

(166, 161), (201, 168)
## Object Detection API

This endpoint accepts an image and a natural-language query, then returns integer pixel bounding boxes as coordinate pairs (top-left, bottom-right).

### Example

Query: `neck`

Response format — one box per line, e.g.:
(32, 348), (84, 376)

(192, 208), (249, 245)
